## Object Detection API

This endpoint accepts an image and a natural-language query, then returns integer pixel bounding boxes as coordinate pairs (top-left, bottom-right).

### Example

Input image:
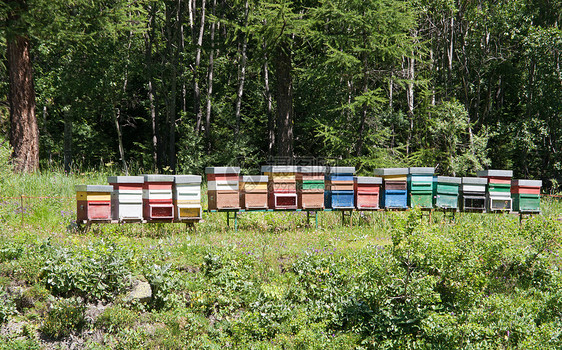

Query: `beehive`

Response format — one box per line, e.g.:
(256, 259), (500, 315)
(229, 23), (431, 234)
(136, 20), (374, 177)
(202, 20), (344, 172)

(174, 175), (202, 220)
(297, 166), (325, 210)
(355, 176), (382, 210)
(460, 177), (487, 212)
(262, 165), (298, 209)
(325, 167), (355, 209)
(206, 167), (241, 210)
(511, 179), (541, 212)
(374, 168), (408, 209)
(434, 176), (461, 210)
(143, 175), (175, 221)
(241, 175), (269, 210)
(477, 170), (513, 212)
(107, 176), (144, 222)
(408, 167), (434, 209)
(76, 185), (113, 221)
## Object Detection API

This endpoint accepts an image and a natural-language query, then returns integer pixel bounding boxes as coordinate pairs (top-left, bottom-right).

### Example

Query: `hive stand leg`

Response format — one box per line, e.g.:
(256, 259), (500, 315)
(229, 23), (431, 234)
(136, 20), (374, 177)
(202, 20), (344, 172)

(307, 211), (310, 227)
(234, 212), (238, 232)
(226, 212), (230, 228)
(315, 211), (318, 229)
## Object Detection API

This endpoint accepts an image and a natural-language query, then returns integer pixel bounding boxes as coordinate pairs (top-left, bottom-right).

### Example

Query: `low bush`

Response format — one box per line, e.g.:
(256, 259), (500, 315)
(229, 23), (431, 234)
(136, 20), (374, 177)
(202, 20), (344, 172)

(41, 240), (132, 303)
(40, 296), (86, 339)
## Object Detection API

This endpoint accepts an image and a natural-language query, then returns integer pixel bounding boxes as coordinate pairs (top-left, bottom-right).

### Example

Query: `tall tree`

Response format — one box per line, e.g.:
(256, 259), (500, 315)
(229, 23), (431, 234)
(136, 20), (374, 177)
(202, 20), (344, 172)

(4, 0), (39, 173)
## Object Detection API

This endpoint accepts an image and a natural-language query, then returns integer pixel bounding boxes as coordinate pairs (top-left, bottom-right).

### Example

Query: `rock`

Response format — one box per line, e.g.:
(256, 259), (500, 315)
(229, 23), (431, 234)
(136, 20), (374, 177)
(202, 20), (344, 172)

(128, 280), (152, 303)
(84, 302), (108, 324)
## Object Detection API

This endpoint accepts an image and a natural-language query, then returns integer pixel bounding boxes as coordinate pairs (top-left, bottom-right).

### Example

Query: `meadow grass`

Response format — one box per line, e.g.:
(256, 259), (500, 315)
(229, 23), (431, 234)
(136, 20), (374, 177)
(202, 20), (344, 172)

(1, 171), (561, 349)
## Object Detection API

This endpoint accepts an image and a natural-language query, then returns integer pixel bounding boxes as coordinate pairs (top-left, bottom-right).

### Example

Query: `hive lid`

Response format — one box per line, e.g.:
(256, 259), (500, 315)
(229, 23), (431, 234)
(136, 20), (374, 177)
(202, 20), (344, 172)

(260, 165), (297, 173)
(462, 177), (488, 185)
(356, 176), (383, 184)
(205, 166), (241, 174)
(242, 175), (268, 182)
(374, 168), (408, 176)
(107, 176), (144, 184)
(174, 175), (202, 184)
(143, 174), (175, 182)
(476, 169), (513, 178)
(328, 166), (355, 174)
(75, 185), (114, 192)
(408, 167), (435, 175)
(297, 166), (326, 173)
(437, 176), (461, 184)
(512, 179), (542, 187)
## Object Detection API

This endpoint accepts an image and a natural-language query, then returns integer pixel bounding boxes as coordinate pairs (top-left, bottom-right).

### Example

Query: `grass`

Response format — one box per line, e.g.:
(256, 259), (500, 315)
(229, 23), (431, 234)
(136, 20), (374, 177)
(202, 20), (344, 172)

(1, 170), (562, 348)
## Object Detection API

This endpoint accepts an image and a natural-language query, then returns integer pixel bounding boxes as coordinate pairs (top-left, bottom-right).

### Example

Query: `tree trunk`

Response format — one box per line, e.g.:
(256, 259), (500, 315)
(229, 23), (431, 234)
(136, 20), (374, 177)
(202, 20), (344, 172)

(264, 50), (275, 157)
(274, 42), (293, 159)
(194, 0), (207, 134)
(235, 0), (250, 136)
(63, 109), (72, 173)
(205, 0), (217, 154)
(115, 108), (128, 174)
(7, 34), (39, 173)
(144, 3), (159, 171)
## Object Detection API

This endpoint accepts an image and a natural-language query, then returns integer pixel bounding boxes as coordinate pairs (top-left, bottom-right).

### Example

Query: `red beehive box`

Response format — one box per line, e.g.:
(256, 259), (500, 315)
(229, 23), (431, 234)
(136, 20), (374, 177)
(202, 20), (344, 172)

(355, 177), (382, 209)
(143, 175), (174, 221)
(511, 179), (542, 195)
(206, 167), (241, 210)
(76, 185), (113, 221)
(262, 165), (298, 209)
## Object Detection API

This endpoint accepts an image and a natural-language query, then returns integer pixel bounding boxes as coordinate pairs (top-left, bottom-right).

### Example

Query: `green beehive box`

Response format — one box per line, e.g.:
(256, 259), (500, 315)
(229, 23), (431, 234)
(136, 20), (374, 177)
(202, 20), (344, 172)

(434, 177), (461, 209)
(488, 183), (511, 193)
(410, 193), (433, 208)
(434, 194), (459, 209)
(512, 194), (540, 212)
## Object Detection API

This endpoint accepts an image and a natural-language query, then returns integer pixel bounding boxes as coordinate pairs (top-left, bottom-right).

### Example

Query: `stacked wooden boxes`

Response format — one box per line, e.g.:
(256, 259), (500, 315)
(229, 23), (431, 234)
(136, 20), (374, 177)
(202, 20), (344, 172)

(297, 166), (325, 210)
(477, 170), (513, 212)
(408, 167), (434, 209)
(174, 175), (202, 220)
(434, 176), (461, 210)
(354, 177), (382, 210)
(262, 166), (298, 209)
(511, 179), (542, 212)
(460, 177), (487, 212)
(241, 175), (269, 210)
(325, 167), (355, 209)
(76, 185), (113, 222)
(374, 168), (408, 209)
(107, 176), (144, 222)
(206, 167), (241, 210)
(143, 175), (175, 221)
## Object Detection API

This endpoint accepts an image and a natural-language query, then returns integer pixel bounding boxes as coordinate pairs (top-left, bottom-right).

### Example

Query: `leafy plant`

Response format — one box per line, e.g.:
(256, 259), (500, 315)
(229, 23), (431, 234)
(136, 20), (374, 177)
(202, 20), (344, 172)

(41, 240), (132, 302)
(40, 296), (86, 339)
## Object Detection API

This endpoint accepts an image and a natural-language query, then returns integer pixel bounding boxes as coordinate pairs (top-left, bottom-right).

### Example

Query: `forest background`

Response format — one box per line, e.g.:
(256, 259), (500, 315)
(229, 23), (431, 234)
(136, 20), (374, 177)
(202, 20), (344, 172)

(1, 0), (561, 186)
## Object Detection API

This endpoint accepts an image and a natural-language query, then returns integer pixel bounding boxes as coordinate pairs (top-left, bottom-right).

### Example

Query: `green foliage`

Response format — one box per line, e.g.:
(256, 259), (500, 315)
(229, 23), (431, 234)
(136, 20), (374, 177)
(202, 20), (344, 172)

(95, 305), (138, 333)
(41, 240), (132, 302)
(40, 296), (86, 339)
(0, 288), (17, 324)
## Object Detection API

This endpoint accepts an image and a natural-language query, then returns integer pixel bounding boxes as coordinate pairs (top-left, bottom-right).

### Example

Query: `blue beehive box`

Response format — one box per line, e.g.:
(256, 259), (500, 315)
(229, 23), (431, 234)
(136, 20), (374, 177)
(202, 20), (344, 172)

(383, 189), (408, 208)
(325, 167), (355, 209)
(331, 190), (354, 209)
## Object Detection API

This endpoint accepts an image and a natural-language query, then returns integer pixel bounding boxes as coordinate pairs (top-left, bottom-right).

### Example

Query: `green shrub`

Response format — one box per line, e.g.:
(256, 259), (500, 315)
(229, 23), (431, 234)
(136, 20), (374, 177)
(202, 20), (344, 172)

(0, 288), (17, 323)
(40, 296), (86, 339)
(41, 240), (132, 302)
(0, 337), (41, 350)
(96, 305), (138, 333)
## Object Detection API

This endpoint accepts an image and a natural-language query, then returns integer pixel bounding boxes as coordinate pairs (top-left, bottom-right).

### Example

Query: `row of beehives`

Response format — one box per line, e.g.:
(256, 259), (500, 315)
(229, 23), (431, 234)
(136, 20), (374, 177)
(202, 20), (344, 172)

(206, 166), (542, 213)
(75, 167), (542, 223)
(76, 175), (202, 222)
